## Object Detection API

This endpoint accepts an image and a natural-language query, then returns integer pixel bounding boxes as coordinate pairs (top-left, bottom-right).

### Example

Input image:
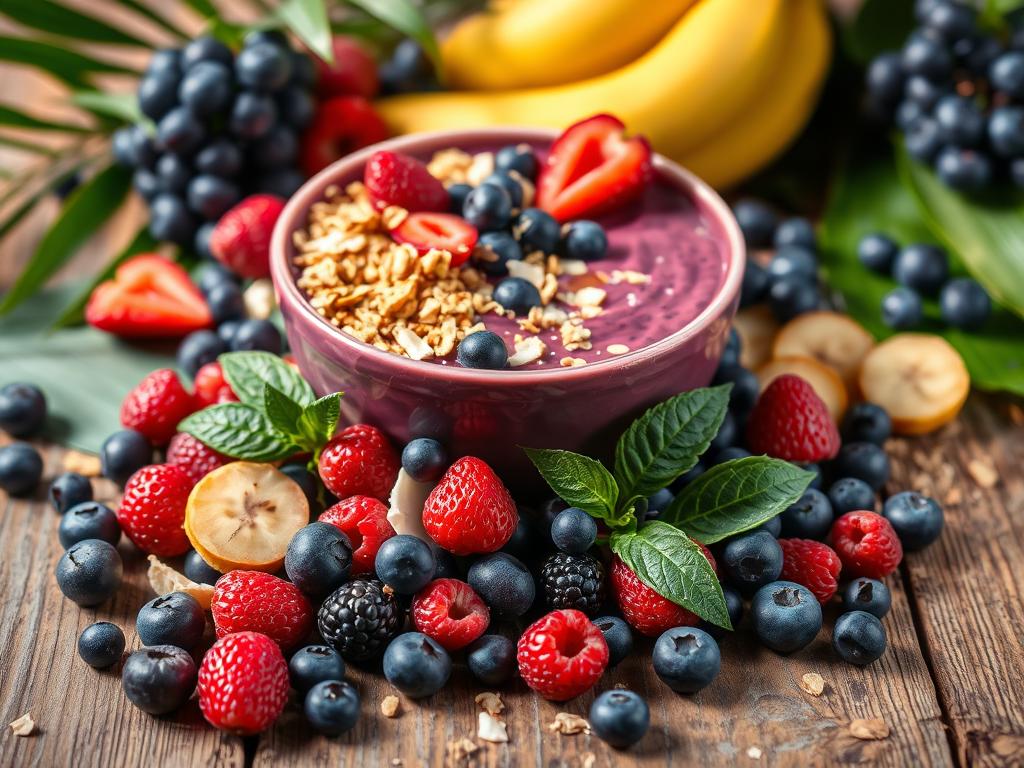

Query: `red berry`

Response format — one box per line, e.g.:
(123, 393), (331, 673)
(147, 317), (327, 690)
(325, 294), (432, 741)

(120, 368), (196, 446)
(209, 194), (286, 279)
(198, 631), (289, 734)
(166, 432), (228, 485)
(390, 212), (477, 266)
(192, 361), (239, 407)
(411, 578), (489, 651)
(319, 495), (395, 574)
(778, 538), (842, 603)
(517, 609), (608, 701)
(830, 511), (903, 579)
(211, 570), (313, 651)
(421, 457), (518, 556)
(746, 374), (841, 462)
(117, 463), (192, 556)
(301, 96), (390, 177)
(364, 150), (449, 213)
(610, 546), (716, 636)
(317, 424), (399, 501)
(316, 36), (379, 99)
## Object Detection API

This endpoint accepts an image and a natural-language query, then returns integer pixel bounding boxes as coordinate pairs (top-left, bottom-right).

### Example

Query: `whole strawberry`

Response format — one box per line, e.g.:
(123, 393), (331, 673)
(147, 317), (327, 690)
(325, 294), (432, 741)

(209, 194), (286, 279)
(198, 631), (289, 734)
(778, 538), (842, 604)
(517, 609), (608, 701)
(317, 424), (399, 501)
(319, 495), (395, 574)
(120, 369), (196, 446)
(166, 432), (228, 485)
(117, 463), (192, 556)
(364, 150), (448, 212)
(422, 457), (518, 556)
(192, 362), (239, 408)
(831, 511), (903, 579)
(610, 547), (716, 637)
(412, 578), (489, 651)
(746, 374), (841, 463)
(212, 570), (313, 651)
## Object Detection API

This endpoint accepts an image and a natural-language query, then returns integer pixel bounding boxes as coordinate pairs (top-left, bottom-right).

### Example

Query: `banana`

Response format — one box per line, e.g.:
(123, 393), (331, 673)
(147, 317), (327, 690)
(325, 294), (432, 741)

(441, 0), (700, 90)
(772, 311), (875, 395)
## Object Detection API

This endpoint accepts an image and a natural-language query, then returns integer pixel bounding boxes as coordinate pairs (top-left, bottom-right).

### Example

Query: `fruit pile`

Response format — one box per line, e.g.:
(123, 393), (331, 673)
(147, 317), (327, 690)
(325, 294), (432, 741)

(865, 0), (1024, 191)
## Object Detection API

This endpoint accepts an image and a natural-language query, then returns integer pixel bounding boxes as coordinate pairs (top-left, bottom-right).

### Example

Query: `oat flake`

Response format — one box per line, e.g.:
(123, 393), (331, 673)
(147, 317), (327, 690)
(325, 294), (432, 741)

(800, 672), (825, 696)
(381, 695), (400, 718)
(9, 713), (34, 736)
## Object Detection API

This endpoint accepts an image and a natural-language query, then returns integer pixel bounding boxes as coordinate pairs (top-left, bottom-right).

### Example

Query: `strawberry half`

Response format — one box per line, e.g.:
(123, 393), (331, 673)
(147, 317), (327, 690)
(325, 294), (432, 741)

(301, 96), (390, 177)
(390, 212), (478, 266)
(85, 254), (212, 338)
(536, 114), (652, 222)
(364, 150), (449, 213)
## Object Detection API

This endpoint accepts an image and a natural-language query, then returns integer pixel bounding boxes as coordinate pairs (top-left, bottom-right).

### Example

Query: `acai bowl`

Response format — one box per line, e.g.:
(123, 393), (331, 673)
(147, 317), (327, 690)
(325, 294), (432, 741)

(270, 120), (744, 485)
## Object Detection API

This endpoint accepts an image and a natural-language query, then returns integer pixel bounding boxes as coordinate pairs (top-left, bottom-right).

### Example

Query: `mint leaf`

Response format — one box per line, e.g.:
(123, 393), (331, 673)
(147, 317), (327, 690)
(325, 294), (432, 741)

(523, 447), (619, 522)
(662, 456), (815, 544)
(263, 383), (303, 439)
(613, 385), (731, 506)
(179, 403), (298, 462)
(219, 351), (315, 412)
(610, 522), (729, 629)
(298, 392), (341, 448)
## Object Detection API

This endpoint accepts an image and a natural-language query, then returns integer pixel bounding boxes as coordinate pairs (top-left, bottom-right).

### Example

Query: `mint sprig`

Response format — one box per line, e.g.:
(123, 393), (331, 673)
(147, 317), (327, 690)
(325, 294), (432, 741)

(522, 448), (620, 523)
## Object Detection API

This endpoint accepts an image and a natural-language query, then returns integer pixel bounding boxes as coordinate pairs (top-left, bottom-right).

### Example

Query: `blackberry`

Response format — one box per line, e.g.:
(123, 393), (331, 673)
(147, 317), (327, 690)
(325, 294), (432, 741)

(317, 579), (402, 661)
(540, 552), (605, 616)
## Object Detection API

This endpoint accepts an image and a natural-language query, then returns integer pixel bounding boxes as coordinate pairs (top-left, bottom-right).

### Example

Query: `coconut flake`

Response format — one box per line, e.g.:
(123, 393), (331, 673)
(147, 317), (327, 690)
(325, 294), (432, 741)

(506, 260), (546, 290)
(477, 712), (508, 743)
(393, 326), (434, 361)
(387, 469), (435, 543)
(147, 555), (215, 609)
(9, 713), (34, 736)
(508, 337), (547, 367)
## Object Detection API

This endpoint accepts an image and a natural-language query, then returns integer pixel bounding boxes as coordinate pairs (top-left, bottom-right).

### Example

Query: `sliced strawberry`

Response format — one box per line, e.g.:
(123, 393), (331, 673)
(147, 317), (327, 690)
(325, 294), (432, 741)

(301, 96), (390, 177)
(86, 254), (212, 338)
(536, 114), (652, 222)
(364, 150), (449, 213)
(390, 212), (477, 266)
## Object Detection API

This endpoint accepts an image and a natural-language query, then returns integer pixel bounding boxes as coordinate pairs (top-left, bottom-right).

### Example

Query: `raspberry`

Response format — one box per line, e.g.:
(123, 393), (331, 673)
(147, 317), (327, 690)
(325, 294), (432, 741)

(830, 511), (903, 579)
(211, 570), (313, 651)
(120, 369), (196, 446)
(300, 96), (390, 176)
(117, 463), (192, 556)
(317, 578), (402, 661)
(317, 424), (400, 501)
(517, 609), (609, 701)
(746, 374), (841, 462)
(166, 432), (228, 485)
(363, 150), (449, 213)
(192, 362), (238, 408)
(209, 194), (286, 279)
(319, 495), (395, 574)
(540, 552), (605, 616)
(778, 538), (842, 603)
(421, 456), (518, 556)
(411, 578), (489, 651)
(198, 631), (289, 734)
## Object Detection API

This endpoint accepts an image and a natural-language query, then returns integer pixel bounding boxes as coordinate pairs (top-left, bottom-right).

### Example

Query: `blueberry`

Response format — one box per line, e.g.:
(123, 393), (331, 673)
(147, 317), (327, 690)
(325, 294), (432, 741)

(550, 507), (598, 554)
(834, 441), (890, 491)
(230, 92), (278, 139)
(182, 36), (233, 68)
(934, 95), (985, 147)
(499, 513), (534, 559)
(841, 577), (891, 618)
(707, 410), (737, 456)
(216, 318), (242, 348)
(383, 632), (451, 698)
(754, 514), (782, 538)
(769, 278), (819, 322)
(138, 71), (180, 121)
(49, 472), (93, 514)
(78, 621), (125, 668)
(122, 645), (197, 715)
(252, 125), (298, 169)
(177, 329), (226, 379)
(924, 1), (976, 40)
(206, 281), (246, 325)
(881, 287), (923, 330)
(155, 153), (191, 194)
(841, 402), (892, 446)
(157, 107), (206, 156)
(751, 580), (821, 653)
(779, 489), (833, 540)
(493, 277), (543, 315)
(290, 645), (346, 695)
(59, 501), (120, 549)
(713, 365), (759, 414)
(401, 438), (448, 483)
(379, 39), (432, 94)
(857, 233), (898, 274)
(244, 29), (289, 48)
(196, 260), (238, 294)
(561, 220), (608, 261)
(721, 531), (783, 596)
(652, 626), (721, 693)
(904, 116), (944, 162)
(935, 147), (991, 191)
(304, 680), (360, 735)
(56, 539), (123, 606)
(136, 591), (206, 649)
(902, 31), (953, 81)
(128, 125), (158, 168)
(230, 318), (282, 353)
(732, 199), (777, 248)
(187, 174), (241, 220)
(447, 183), (473, 214)
(832, 610), (887, 665)
(828, 477), (876, 515)
(135, 169), (161, 200)
(195, 222), (216, 259)
(432, 550), (460, 580)
(149, 193), (197, 245)
(256, 168), (305, 198)
(804, 463), (824, 489)
(285, 522), (354, 596)
(672, 460), (706, 491)
(940, 277), (991, 330)
(482, 172), (523, 209)
(195, 139), (243, 177)
(773, 217), (816, 251)
(184, 549), (221, 586)
(146, 48), (182, 78)
(593, 616), (633, 666)
(865, 52), (904, 105)
(905, 75), (946, 109)
(112, 128), (137, 168)
(740, 261), (770, 306)
(467, 552), (535, 616)
(179, 61), (232, 116)
(768, 245), (817, 284)
(991, 51), (1024, 99)
(963, 34), (1004, 74)
(893, 244), (948, 296)
(720, 329), (742, 368)
(465, 634), (517, 685)
(237, 42), (292, 91)
(462, 182), (512, 231)
(896, 100), (926, 131)
(494, 144), (538, 180)
(514, 207), (560, 254)
(0, 382), (47, 438)
(1014, 158), (1024, 189)
(100, 429), (152, 486)
(456, 330), (508, 370)
(715, 446), (752, 464)
(882, 490), (944, 550)
(280, 463), (320, 510)
(590, 690), (650, 748)
(988, 106), (1024, 157)
(473, 231), (522, 276)
(374, 534), (435, 594)
(647, 487), (675, 514)
(0, 442), (42, 496)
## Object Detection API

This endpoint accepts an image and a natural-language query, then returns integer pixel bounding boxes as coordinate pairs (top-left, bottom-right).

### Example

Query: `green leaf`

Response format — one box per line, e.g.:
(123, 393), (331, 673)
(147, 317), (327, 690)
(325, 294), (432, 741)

(219, 351), (316, 412)
(0, 134), (59, 156)
(347, 0), (440, 70)
(0, 0), (152, 47)
(662, 457), (815, 544)
(522, 447), (620, 523)
(263, 383), (304, 437)
(0, 164), (132, 316)
(72, 91), (145, 125)
(179, 403), (298, 461)
(610, 522), (729, 629)
(0, 37), (137, 88)
(182, 0), (218, 18)
(112, 0), (189, 41)
(278, 0), (334, 62)
(298, 392), (342, 447)
(841, 0), (915, 65)
(613, 385), (731, 506)
(0, 105), (92, 133)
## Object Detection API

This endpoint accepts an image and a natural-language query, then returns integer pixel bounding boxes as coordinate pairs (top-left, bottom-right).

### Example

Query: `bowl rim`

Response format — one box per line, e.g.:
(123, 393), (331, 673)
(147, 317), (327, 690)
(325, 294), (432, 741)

(270, 126), (746, 384)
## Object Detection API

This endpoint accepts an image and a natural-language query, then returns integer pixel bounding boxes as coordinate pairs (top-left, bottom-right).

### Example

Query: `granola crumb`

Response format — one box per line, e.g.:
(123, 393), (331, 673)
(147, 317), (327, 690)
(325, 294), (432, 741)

(474, 692), (504, 717)
(967, 459), (998, 488)
(848, 718), (889, 740)
(746, 746), (763, 759)
(547, 712), (590, 735)
(477, 711), (509, 743)
(607, 343), (630, 355)
(799, 672), (825, 696)
(447, 737), (479, 762)
(381, 695), (400, 718)
(391, 759), (403, 767)
(509, 337), (547, 367)
(9, 713), (34, 737)
(559, 356), (587, 368)
(63, 450), (101, 477)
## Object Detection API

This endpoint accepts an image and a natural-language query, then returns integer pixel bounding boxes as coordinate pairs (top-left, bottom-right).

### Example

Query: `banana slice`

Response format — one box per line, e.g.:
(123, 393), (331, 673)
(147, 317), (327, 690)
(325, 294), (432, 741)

(858, 334), (969, 435)
(185, 462), (310, 573)
(146, 555), (214, 609)
(733, 305), (779, 370)
(772, 311), (874, 393)
(757, 355), (849, 421)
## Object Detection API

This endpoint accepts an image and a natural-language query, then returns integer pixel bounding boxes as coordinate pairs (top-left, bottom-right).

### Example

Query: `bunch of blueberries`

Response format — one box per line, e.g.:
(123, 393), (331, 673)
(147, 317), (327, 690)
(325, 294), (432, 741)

(111, 32), (316, 252)
(865, 0), (1024, 191)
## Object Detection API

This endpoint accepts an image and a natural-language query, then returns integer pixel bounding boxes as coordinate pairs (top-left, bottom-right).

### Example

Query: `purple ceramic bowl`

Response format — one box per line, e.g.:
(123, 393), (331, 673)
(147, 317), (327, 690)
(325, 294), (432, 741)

(270, 128), (745, 490)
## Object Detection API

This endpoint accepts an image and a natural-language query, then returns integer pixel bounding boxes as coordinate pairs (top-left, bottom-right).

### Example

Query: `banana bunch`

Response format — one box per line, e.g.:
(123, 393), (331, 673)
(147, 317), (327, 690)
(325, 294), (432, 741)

(375, 0), (832, 190)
